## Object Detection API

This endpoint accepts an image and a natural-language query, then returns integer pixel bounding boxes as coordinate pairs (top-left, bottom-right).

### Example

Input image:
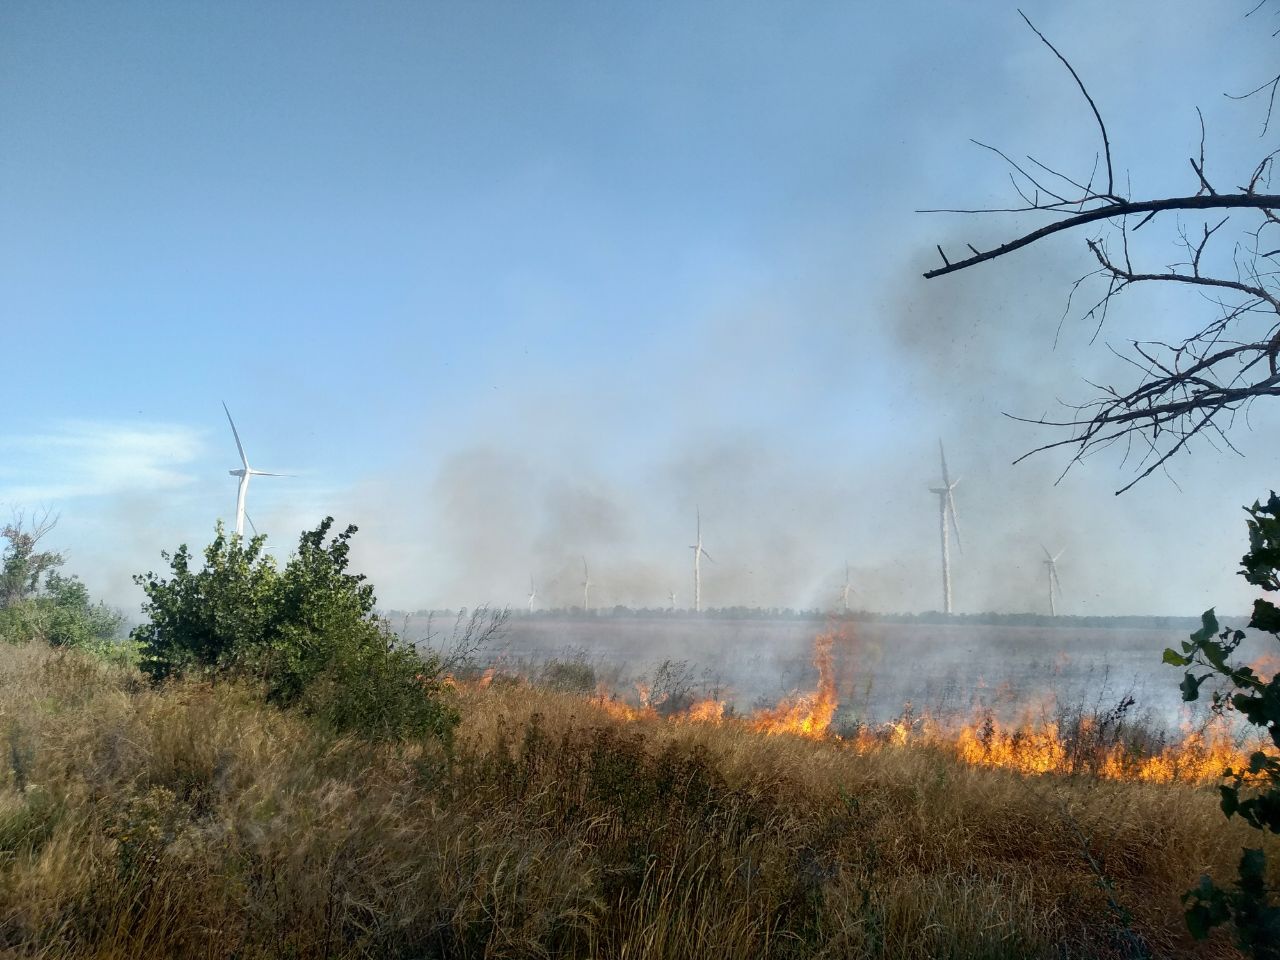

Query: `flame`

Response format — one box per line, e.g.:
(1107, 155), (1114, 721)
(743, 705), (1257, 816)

(561, 626), (1263, 786)
(1248, 650), (1280, 677)
(590, 694), (650, 722)
(682, 698), (727, 723)
(749, 631), (838, 739)
(894, 711), (1252, 784)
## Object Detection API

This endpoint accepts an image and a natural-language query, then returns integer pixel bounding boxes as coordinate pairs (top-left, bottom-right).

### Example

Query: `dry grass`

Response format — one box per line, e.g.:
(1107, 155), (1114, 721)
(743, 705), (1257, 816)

(0, 643), (1274, 959)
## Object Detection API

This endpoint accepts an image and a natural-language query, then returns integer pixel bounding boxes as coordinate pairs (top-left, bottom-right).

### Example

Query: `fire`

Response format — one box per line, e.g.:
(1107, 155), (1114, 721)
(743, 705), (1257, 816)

(682, 698), (727, 723)
(568, 626), (1264, 786)
(590, 694), (650, 723)
(941, 714), (1249, 784)
(748, 631), (838, 739)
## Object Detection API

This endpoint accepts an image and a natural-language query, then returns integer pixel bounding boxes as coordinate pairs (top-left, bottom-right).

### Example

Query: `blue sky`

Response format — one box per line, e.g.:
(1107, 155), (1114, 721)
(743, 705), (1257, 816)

(1, 1), (1277, 615)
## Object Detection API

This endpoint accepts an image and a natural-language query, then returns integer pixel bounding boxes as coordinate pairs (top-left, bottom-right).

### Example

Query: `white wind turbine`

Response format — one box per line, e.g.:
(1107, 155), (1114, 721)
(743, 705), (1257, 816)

(928, 441), (962, 614)
(668, 589), (677, 610)
(839, 562), (853, 614)
(689, 507), (714, 613)
(1042, 545), (1065, 616)
(223, 402), (289, 538)
(527, 576), (537, 613)
(581, 557), (592, 613)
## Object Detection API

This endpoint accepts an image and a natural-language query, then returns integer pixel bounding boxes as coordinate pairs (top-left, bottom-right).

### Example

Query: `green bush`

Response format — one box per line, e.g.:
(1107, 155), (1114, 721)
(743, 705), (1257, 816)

(132, 518), (457, 744)
(0, 518), (123, 652)
(1165, 492), (1280, 957)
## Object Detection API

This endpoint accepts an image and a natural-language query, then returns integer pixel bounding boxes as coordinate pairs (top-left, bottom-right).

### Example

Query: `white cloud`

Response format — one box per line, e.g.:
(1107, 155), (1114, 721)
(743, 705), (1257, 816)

(0, 421), (204, 506)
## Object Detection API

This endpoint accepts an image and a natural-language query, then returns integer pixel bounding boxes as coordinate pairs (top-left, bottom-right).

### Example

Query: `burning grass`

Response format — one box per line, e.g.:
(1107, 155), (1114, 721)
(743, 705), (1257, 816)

(585, 629), (1262, 787)
(0, 641), (1276, 958)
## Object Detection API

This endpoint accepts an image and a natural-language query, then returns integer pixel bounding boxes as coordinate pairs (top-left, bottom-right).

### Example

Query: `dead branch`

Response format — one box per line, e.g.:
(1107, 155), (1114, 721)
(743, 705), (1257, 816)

(920, 9), (1280, 492)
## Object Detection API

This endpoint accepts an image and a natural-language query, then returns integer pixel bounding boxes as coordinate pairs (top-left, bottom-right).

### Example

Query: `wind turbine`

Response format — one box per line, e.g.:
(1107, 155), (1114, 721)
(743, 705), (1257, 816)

(928, 441), (962, 614)
(581, 557), (592, 613)
(839, 562), (853, 614)
(689, 507), (713, 613)
(527, 576), (537, 613)
(668, 589), (677, 610)
(223, 402), (289, 538)
(1042, 546), (1065, 616)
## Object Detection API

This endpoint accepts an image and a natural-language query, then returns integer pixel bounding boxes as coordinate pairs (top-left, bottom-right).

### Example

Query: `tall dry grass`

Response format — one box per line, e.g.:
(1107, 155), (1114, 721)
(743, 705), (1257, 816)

(0, 642), (1274, 959)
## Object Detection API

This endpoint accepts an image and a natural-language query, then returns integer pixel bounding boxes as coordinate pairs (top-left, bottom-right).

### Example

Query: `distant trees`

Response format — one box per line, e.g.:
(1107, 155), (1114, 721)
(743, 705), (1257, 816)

(0, 511), (124, 653)
(924, 9), (1280, 492)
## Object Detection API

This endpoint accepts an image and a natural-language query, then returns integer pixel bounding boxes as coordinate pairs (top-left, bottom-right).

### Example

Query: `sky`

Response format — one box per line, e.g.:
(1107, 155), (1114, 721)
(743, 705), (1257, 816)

(1, 0), (1277, 616)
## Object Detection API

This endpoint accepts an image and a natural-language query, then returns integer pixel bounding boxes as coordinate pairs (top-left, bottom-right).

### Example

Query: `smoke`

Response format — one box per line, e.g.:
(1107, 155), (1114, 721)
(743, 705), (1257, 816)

(320, 215), (1277, 619)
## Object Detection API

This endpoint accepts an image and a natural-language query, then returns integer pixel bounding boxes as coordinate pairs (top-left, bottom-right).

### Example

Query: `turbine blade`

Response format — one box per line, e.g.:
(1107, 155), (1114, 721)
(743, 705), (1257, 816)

(948, 491), (962, 552)
(939, 440), (950, 487)
(1041, 544), (1053, 561)
(1054, 548), (1066, 562)
(248, 470), (293, 477)
(245, 513), (260, 537)
(223, 402), (249, 469)
(701, 549), (714, 562)
(1052, 567), (1063, 593)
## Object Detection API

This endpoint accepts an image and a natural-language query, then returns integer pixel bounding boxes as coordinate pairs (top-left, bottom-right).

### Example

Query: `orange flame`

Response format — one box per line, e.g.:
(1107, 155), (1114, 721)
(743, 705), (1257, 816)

(567, 626), (1263, 785)
(749, 631), (838, 739)
(682, 698), (727, 723)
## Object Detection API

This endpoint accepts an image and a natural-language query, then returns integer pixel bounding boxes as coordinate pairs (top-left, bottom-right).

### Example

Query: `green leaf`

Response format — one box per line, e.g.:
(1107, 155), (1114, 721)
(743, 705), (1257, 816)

(1185, 903), (1213, 940)
(1220, 785), (1239, 817)
(1201, 639), (1230, 672)
(1191, 609), (1219, 643)
(1249, 598), (1280, 634)
(1181, 672), (1209, 702)
(1238, 847), (1267, 884)
(1163, 648), (1192, 667)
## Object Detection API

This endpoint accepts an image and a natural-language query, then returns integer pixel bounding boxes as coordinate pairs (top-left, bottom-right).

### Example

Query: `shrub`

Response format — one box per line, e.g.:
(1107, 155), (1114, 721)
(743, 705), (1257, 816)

(1165, 491), (1280, 957)
(540, 653), (597, 693)
(0, 517), (123, 651)
(132, 518), (457, 743)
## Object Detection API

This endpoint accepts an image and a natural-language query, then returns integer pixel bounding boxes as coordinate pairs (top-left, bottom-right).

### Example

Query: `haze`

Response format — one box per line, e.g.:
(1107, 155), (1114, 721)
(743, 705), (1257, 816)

(1, 1), (1276, 616)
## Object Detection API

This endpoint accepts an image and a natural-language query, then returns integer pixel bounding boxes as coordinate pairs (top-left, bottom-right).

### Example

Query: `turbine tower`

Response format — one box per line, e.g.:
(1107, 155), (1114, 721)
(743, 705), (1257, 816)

(928, 441), (962, 614)
(1042, 546), (1065, 616)
(223, 402), (289, 538)
(689, 508), (713, 613)
(839, 562), (853, 614)
(527, 576), (537, 613)
(668, 589), (677, 610)
(581, 557), (592, 613)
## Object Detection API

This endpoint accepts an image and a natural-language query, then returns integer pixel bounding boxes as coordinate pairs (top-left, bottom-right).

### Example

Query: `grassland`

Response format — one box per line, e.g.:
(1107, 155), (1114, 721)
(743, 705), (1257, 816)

(0, 641), (1274, 959)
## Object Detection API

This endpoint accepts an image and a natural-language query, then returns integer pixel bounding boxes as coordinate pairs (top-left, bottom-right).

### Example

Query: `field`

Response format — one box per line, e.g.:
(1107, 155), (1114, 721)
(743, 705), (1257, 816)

(1, 636), (1276, 959)
(422, 616), (1271, 727)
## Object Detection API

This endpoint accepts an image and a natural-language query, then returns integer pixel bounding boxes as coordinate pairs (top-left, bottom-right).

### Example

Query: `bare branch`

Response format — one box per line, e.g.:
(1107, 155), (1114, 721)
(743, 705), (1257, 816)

(1018, 9), (1118, 199)
(921, 9), (1280, 493)
(924, 194), (1280, 279)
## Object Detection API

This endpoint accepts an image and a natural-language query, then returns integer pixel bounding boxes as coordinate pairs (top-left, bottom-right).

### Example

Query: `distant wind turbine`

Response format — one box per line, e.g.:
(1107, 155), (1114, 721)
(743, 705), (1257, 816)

(223, 402), (289, 538)
(839, 562), (853, 614)
(668, 589), (677, 610)
(1042, 546), (1065, 616)
(689, 508), (713, 613)
(527, 576), (537, 613)
(581, 557), (592, 613)
(928, 441), (962, 614)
